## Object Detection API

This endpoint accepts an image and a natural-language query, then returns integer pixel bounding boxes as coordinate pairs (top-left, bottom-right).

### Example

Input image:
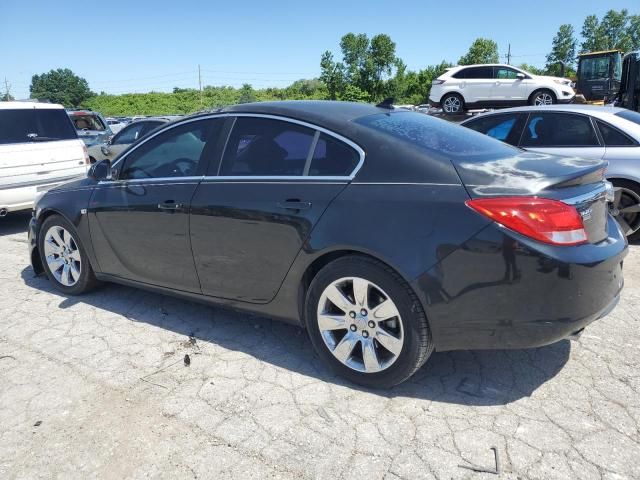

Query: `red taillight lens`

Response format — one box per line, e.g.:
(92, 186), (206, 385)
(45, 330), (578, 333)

(466, 197), (588, 246)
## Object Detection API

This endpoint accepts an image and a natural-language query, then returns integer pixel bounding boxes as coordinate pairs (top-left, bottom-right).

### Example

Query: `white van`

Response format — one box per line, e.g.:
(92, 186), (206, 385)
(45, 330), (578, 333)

(0, 102), (89, 215)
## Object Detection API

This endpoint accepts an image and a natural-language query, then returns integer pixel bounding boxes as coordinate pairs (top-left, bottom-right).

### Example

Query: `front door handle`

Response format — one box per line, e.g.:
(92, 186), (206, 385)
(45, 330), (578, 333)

(158, 201), (183, 210)
(277, 200), (312, 211)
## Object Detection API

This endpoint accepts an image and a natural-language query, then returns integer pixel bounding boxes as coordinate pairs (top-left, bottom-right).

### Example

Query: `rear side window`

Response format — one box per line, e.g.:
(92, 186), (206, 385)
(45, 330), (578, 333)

(69, 113), (106, 131)
(221, 117), (316, 176)
(464, 67), (494, 79)
(356, 111), (519, 162)
(596, 120), (636, 146)
(464, 113), (523, 145)
(0, 108), (77, 144)
(308, 133), (360, 176)
(520, 113), (599, 147)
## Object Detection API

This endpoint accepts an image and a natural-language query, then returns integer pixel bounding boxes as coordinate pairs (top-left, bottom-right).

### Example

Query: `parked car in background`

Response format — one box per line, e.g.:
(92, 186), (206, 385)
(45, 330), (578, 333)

(462, 104), (640, 240)
(29, 101), (626, 387)
(67, 109), (112, 147)
(87, 118), (168, 163)
(0, 102), (89, 215)
(105, 118), (126, 134)
(429, 64), (575, 114)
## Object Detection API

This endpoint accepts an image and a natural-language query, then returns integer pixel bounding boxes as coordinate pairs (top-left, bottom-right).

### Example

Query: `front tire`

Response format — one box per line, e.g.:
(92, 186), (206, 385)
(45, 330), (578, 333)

(529, 89), (556, 106)
(441, 93), (465, 114)
(305, 256), (433, 388)
(38, 214), (99, 295)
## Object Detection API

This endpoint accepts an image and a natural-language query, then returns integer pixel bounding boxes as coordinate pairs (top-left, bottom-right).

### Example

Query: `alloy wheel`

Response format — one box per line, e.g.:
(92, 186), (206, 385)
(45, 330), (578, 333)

(442, 96), (462, 113)
(611, 187), (640, 236)
(534, 92), (554, 105)
(43, 225), (82, 287)
(316, 277), (404, 373)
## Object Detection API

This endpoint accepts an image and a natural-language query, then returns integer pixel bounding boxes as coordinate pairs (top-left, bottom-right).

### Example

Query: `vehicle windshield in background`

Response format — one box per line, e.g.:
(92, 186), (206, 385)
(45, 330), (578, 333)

(0, 109), (77, 144)
(68, 111), (112, 146)
(355, 111), (519, 162)
(69, 113), (106, 131)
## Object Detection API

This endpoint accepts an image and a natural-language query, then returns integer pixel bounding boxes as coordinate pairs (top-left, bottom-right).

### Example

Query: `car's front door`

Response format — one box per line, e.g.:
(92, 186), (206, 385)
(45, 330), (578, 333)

(518, 112), (605, 160)
(491, 67), (530, 103)
(189, 115), (362, 303)
(88, 118), (224, 291)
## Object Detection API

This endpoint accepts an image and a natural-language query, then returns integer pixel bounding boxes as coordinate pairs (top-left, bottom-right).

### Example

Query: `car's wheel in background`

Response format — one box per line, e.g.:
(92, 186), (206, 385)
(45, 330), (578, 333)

(611, 180), (640, 242)
(529, 89), (556, 106)
(441, 93), (465, 114)
(38, 214), (99, 295)
(305, 255), (433, 388)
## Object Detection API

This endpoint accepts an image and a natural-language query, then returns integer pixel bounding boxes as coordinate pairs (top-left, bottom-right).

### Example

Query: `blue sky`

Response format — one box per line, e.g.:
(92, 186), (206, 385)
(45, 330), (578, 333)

(1, 0), (636, 99)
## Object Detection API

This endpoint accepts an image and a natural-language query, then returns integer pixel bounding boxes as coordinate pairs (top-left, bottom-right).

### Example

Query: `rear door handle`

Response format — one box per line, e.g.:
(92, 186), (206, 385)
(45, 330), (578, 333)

(158, 201), (183, 210)
(277, 200), (312, 211)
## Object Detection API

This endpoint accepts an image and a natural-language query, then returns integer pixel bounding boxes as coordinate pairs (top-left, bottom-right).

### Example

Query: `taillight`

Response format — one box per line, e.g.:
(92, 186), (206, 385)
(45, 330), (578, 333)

(466, 197), (588, 246)
(82, 144), (91, 165)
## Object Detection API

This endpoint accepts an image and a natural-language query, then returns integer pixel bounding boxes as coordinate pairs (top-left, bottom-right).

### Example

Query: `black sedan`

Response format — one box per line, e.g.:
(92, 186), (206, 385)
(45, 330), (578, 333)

(29, 101), (627, 388)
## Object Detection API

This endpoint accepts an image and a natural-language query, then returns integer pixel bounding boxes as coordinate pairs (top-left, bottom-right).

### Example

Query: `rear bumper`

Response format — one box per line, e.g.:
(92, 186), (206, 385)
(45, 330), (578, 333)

(415, 216), (627, 351)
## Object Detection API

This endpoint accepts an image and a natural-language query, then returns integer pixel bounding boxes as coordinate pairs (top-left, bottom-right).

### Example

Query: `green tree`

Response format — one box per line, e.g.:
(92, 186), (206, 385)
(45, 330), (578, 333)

(320, 33), (401, 101)
(546, 24), (577, 73)
(237, 83), (257, 104)
(458, 38), (499, 65)
(518, 63), (545, 75)
(580, 9), (640, 53)
(30, 68), (94, 107)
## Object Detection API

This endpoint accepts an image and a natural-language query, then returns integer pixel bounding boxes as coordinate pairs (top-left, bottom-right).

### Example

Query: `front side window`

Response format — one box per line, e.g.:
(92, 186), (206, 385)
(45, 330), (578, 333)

(495, 67), (519, 79)
(120, 119), (217, 179)
(520, 113), (599, 147)
(112, 123), (146, 145)
(596, 120), (636, 146)
(464, 113), (522, 145)
(308, 133), (360, 176)
(0, 109), (76, 144)
(221, 117), (315, 176)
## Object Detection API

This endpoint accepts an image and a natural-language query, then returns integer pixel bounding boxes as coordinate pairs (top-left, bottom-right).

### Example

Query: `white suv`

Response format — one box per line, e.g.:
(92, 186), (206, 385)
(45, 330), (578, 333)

(0, 102), (89, 215)
(429, 64), (575, 114)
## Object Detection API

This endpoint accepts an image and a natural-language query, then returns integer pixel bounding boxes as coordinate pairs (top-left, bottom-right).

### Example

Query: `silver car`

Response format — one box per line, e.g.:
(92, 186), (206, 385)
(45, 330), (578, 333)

(462, 104), (640, 240)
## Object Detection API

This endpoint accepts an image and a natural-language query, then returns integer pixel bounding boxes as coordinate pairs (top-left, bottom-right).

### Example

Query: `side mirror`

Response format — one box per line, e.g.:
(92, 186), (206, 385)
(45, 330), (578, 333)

(516, 73), (526, 80)
(88, 159), (112, 181)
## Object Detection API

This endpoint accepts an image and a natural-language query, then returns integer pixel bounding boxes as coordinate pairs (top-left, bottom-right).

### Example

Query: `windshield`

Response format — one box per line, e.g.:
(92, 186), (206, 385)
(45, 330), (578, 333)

(355, 111), (519, 163)
(579, 54), (622, 81)
(0, 109), (78, 144)
(616, 110), (640, 126)
(69, 113), (106, 132)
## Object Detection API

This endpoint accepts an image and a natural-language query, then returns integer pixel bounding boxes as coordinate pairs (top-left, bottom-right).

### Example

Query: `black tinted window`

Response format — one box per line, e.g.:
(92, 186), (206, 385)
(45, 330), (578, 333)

(221, 117), (315, 176)
(452, 68), (468, 79)
(356, 111), (519, 162)
(112, 123), (146, 145)
(465, 67), (494, 79)
(464, 114), (522, 145)
(0, 108), (76, 144)
(521, 113), (599, 147)
(309, 134), (359, 176)
(597, 120), (635, 146)
(120, 119), (218, 179)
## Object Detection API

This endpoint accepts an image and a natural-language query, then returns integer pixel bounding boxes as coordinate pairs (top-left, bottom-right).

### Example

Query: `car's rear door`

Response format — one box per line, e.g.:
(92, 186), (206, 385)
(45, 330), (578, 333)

(189, 115), (362, 303)
(461, 66), (494, 102)
(518, 111), (605, 160)
(89, 118), (224, 292)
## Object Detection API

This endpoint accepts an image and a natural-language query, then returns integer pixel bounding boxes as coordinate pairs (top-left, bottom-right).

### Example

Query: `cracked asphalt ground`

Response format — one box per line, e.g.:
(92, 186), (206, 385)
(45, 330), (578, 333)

(1, 213), (639, 480)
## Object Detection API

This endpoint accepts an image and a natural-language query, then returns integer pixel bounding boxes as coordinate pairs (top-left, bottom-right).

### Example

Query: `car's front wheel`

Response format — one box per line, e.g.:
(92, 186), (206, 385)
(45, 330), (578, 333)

(530, 89), (556, 106)
(38, 214), (99, 295)
(441, 93), (465, 114)
(305, 256), (433, 388)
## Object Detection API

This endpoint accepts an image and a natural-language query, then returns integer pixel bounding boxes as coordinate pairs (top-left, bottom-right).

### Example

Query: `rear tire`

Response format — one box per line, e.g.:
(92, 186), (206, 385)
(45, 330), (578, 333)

(610, 180), (640, 242)
(441, 93), (465, 114)
(529, 89), (556, 106)
(38, 214), (99, 295)
(305, 255), (433, 388)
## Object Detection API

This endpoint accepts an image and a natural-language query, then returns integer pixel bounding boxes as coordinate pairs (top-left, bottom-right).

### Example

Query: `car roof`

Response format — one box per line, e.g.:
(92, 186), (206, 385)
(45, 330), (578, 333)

(218, 100), (392, 131)
(0, 101), (64, 110)
(464, 104), (627, 121)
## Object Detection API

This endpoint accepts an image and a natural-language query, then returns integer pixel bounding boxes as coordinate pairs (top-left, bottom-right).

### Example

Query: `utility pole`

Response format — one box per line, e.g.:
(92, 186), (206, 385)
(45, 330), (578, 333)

(198, 65), (203, 109)
(506, 44), (511, 65)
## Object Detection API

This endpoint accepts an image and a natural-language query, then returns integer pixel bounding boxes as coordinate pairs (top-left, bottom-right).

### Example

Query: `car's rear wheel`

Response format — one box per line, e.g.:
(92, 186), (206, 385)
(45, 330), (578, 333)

(611, 180), (640, 241)
(530, 89), (556, 106)
(305, 256), (433, 388)
(38, 215), (99, 294)
(441, 93), (464, 114)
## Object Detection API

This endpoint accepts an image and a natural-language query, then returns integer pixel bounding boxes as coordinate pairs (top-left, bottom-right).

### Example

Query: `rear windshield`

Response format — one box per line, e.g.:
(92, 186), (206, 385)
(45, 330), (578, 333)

(355, 111), (519, 162)
(616, 110), (640, 126)
(69, 113), (106, 131)
(0, 108), (78, 144)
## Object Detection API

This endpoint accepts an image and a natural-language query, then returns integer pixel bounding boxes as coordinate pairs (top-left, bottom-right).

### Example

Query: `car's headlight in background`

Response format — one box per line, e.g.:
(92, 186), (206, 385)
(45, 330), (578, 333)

(553, 79), (571, 86)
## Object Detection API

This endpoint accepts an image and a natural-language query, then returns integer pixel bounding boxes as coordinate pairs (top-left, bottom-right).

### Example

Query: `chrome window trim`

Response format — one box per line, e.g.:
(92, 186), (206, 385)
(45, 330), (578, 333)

(110, 112), (366, 182)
